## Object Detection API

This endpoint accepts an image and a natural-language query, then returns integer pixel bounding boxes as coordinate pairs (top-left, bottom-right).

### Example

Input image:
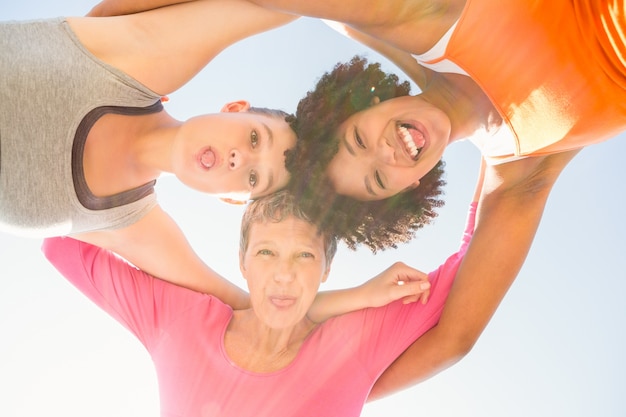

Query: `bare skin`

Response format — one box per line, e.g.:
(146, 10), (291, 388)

(63, 0), (297, 309)
(74, 0), (433, 338)
(228, 213), (432, 374)
(370, 149), (580, 399)
(239, 0), (590, 399)
(88, 0), (585, 402)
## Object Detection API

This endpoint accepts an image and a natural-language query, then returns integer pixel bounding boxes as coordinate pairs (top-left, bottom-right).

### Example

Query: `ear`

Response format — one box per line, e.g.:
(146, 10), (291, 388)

(369, 95), (381, 107)
(221, 100), (251, 113)
(219, 197), (248, 205)
(321, 265), (331, 284)
(405, 180), (420, 191)
(239, 251), (248, 277)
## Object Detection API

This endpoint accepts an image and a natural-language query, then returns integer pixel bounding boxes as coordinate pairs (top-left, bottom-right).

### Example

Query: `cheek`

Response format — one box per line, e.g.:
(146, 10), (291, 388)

(300, 271), (325, 303)
(220, 171), (248, 194)
(432, 110), (452, 137)
(247, 281), (267, 310)
(387, 167), (422, 188)
(327, 156), (359, 195)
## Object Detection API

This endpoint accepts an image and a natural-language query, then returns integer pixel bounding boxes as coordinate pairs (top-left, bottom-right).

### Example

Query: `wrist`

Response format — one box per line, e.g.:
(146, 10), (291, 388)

(354, 281), (374, 310)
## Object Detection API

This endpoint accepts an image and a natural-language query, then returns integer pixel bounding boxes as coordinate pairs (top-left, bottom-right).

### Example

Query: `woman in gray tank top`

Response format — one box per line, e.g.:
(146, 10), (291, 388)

(0, 0), (299, 309)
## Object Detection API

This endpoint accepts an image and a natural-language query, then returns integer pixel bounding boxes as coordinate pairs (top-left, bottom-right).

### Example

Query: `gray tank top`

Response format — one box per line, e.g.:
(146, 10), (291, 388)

(0, 18), (161, 237)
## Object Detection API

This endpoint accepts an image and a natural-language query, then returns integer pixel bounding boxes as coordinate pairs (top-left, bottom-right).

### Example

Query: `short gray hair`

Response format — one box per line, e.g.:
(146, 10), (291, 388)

(240, 190), (337, 268)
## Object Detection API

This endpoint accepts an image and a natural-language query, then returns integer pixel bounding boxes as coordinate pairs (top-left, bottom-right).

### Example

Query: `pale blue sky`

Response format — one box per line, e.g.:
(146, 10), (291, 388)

(1, 1), (626, 416)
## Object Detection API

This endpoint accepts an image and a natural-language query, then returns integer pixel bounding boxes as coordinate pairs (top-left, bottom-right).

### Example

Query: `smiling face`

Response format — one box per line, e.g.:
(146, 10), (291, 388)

(171, 102), (297, 200)
(240, 216), (329, 330)
(326, 95), (451, 201)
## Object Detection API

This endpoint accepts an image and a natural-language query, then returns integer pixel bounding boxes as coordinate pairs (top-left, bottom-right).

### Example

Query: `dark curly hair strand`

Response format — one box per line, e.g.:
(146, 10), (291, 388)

(286, 56), (447, 252)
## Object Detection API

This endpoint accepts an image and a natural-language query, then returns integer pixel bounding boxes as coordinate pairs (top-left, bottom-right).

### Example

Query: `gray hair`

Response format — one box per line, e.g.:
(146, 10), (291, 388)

(240, 190), (337, 268)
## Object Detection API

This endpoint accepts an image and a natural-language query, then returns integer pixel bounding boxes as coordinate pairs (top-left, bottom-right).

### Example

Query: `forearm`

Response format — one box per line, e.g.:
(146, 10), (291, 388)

(370, 151), (579, 400)
(84, 234), (250, 309)
(309, 262), (431, 323)
(308, 286), (369, 323)
(243, 0), (401, 26)
(87, 0), (194, 16)
(76, 206), (250, 310)
(75, 0), (297, 95)
(371, 190), (542, 399)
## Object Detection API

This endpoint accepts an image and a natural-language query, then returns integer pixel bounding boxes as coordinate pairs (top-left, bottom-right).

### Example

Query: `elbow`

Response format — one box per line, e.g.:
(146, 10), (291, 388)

(434, 339), (474, 373)
(439, 326), (481, 364)
(451, 334), (478, 359)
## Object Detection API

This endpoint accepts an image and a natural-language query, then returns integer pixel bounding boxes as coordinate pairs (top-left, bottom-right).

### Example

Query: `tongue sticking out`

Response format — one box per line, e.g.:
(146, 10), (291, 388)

(201, 149), (216, 169)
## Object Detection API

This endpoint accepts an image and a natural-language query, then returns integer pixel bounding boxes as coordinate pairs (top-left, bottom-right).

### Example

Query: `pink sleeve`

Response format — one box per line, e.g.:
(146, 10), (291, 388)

(347, 202), (478, 372)
(42, 236), (202, 350)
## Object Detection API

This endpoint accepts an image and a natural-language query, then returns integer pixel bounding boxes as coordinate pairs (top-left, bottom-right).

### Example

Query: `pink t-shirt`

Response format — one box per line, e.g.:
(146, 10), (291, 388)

(42, 204), (476, 417)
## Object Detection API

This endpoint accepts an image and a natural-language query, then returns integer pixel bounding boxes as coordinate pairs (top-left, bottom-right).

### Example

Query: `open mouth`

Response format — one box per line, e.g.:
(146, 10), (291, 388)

(200, 148), (216, 169)
(397, 123), (426, 161)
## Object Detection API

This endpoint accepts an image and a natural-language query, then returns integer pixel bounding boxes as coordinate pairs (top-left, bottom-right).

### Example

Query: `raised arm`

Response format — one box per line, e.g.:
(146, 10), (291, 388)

(307, 262), (432, 323)
(70, 0), (297, 95)
(321, 20), (434, 90)
(368, 150), (580, 400)
(243, 0), (406, 28)
(76, 205), (250, 310)
(87, 0), (195, 16)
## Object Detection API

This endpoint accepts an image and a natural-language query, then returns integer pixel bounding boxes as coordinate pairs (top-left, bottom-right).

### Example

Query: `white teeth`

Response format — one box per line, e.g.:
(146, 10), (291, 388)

(398, 125), (419, 159)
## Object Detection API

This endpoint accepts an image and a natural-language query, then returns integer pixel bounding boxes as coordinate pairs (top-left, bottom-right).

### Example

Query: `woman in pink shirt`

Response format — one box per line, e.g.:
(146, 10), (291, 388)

(43, 187), (466, 416)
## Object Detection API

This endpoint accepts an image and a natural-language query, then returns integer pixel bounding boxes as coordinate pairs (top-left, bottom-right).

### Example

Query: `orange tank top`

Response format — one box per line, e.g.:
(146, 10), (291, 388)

(419, 0), (626, 158)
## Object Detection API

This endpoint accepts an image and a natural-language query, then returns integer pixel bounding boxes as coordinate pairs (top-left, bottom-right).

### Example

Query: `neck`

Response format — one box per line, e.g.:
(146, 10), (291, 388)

(129, 111), (182, 178)
(225, 309), (316, 373)
(82, 109), (181, 197)
(422, 72), (499, 142)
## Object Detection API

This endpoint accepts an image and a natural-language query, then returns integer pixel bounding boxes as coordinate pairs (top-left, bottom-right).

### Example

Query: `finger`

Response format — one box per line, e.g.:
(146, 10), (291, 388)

(402, 295), (419, 304)
(398, 270), (429, 283)
(396, 281), (429, 300)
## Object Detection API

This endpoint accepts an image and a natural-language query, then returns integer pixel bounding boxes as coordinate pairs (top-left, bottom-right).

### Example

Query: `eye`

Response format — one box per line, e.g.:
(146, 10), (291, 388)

(249, 170), (258, 188)
(250, 130), (259, 148)
(354, 128), (365, 149)
(257, 249), (273, 256)
(298, 252), (314, 259)
(374, 170), (385, 189)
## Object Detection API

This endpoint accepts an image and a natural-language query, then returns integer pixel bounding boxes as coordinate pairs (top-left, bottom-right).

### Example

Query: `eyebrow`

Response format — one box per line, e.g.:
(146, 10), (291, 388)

(257, 122), (275, 196)
(342, 135), (356, 156)
(342, 133), (375, 197)
(364, 176), (376, 197)
(263, 122), (274, 148)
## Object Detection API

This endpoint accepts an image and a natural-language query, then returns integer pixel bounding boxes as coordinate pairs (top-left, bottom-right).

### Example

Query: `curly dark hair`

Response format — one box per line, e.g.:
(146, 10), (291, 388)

(285, 56), (447, 252)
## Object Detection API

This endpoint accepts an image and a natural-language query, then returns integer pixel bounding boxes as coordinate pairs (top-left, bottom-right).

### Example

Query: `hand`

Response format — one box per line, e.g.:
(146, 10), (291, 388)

(359, 262), (431, 307)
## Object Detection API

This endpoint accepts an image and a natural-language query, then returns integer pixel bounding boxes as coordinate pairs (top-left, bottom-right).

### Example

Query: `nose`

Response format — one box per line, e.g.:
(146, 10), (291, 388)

(273, 260), (295, 283)
(228, 149), (244, 170)
(377, 137), (396, 165)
